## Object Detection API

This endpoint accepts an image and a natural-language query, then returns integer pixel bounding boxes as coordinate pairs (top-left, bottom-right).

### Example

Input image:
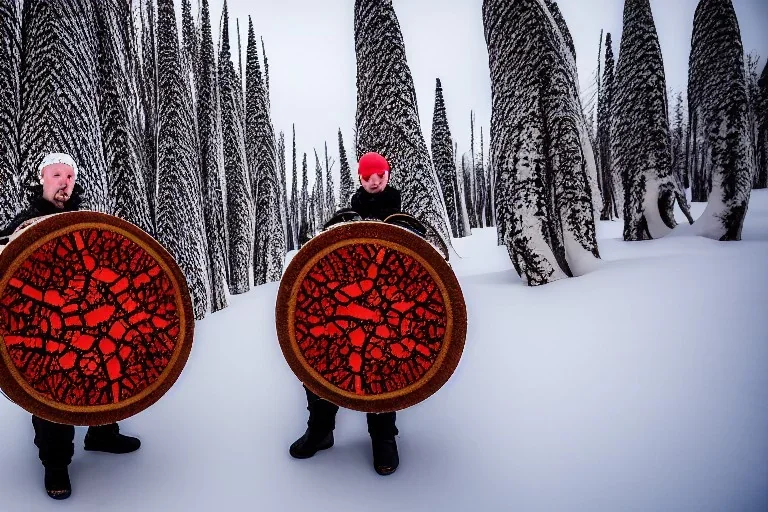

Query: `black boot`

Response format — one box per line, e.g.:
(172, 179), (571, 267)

(289, 428), (334, 459)
(368, 412), (399, 475)
(32, 416), (75, 499)
(290, 386), (339, 459)
(84, 423), (141, 454)
(44, 467), (71, 500)
(371, 436), (399, 476)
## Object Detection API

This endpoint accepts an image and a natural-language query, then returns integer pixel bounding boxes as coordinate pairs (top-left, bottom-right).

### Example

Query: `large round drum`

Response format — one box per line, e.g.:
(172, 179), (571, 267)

(276, 221), (466, 413)
(0, 211), (194, 425)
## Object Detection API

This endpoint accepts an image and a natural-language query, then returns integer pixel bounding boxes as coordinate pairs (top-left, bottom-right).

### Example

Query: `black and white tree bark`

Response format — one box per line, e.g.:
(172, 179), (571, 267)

(95, 0), (153, 235)
(484, 0), (601, 285)
(431, 78), (465, 238)
(197, 0), (229, 312)
(612, 0), (692, 241)
(245, 19), (284, 284)
(0, 0), (21, 226)
(338, 128), (356, 208)
(597, 32), (619, 220)
(354, 0), (451, 243)
(155, 0), (210, 318)
(219, 2), (252, 293)
(687, 0), (753, 240)
(20, 0), (109, 211)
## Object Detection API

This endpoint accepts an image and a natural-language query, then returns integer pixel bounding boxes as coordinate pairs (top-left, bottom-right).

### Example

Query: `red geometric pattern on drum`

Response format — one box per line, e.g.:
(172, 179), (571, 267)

(295, 244), (446, 395)
(0, 229), (179, 406)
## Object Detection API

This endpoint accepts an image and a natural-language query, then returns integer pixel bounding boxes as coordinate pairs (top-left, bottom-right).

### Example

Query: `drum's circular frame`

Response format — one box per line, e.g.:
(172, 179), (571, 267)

(276, 221), (466, 413)
(0, 211), (194, 425)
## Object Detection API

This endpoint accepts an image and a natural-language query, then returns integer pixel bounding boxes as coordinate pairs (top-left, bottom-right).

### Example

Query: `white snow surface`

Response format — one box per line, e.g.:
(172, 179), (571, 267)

(2, 191), (768, 511)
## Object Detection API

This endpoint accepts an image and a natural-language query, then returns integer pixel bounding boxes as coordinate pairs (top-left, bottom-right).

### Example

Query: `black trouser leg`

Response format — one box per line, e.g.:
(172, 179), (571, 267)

(32, 416), (75, 469)
(367, 411), (398, 439)
(303, 385), (339, 434)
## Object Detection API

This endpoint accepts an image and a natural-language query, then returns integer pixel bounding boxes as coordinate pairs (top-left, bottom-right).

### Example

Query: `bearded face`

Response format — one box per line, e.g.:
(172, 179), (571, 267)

(41, 163), (76, 209)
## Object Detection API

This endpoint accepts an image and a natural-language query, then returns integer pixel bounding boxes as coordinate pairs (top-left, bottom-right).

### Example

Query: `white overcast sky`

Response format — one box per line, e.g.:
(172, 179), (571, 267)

(174, 0), (768, 184)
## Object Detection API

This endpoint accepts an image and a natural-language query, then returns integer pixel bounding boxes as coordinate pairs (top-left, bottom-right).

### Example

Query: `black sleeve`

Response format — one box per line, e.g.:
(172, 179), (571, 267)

(393, 188), (402, 212)
(0, 210), (30, 238)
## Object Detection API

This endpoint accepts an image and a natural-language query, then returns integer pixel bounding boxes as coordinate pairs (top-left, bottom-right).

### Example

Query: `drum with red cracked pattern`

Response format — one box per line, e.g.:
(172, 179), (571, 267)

(294, 243), (447, 396)
(0, 229), (179, 406)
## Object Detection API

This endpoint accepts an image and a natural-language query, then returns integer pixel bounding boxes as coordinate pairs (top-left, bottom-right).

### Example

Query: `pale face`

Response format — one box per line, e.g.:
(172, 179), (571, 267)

(41, 163), (76, 209)
(360, 170), (390, 194)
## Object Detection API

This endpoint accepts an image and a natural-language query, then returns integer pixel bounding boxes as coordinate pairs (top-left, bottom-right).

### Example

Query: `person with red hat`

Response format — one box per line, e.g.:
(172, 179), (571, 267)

(289, 151), (402, 476)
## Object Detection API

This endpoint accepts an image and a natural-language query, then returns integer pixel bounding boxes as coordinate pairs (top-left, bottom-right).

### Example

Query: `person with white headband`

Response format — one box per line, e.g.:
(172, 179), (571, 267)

(0, 152), (141, 500)
(1, 152), (82, 241)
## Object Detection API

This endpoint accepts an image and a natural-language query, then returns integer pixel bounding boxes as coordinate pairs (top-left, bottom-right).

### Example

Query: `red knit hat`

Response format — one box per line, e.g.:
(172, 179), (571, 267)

(358, 152), (390, 179)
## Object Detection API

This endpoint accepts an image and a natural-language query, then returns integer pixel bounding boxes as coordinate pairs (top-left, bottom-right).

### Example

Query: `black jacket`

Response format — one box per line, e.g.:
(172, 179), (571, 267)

(350, 186), (401, 221)
(0, 184), (85, 242)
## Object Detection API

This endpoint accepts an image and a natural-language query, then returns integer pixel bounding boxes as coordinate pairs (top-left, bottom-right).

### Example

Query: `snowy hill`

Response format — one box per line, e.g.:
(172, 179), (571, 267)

(1, 191), (767, 511)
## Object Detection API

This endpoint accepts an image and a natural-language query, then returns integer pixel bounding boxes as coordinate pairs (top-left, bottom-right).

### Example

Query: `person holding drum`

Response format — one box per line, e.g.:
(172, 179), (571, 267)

(0, 153), (141, 500)
(289, 151), (402, 475)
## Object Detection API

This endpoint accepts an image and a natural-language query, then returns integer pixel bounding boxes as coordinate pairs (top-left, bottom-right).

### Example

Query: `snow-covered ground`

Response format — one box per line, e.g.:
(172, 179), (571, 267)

(2, 191), (767, 511)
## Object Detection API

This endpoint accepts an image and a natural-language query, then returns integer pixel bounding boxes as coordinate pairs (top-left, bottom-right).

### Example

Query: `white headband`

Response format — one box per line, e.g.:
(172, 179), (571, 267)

(38, 152), (78, 179)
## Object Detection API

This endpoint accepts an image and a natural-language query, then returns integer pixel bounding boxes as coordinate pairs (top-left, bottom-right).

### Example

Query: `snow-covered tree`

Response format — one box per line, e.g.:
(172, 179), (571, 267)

(155, 0), (210, 319)
(313, 149), (326, 226)
(235, 18), (244, 113)
(483, 0), (601, 285)
(670, 92), (687, 190)
(197, 0), (229, 312)
(485, 151), (495, 227)
(612, 0), (691, 241)
(463, 148), (477, 229)
(277, 131), (290, 249)
(245, 19), (284, 285)
(431, 78), (464, 237)
(354, 0), (451, 243)
(180, 0), (198, 86)
(219, 1), (252, 293)
(596, 32), (619, 220)
(307, 191), (317, 238)
(139, 0), (158, 221)
(757, 62), (768, 189)
(95, 0), (153, 235)
(20, 0), (109, 211)
(744, 53), (766, 189)
(475, 123), (487, 227)
(325, 142), (336, 215)
(298, 152), (309, 246)
(338, 129), (356, 208)
(454, 141), (472, 235)
(0, 1), (21, 226)
(288, 125), (299, 251)
(261, 36), (270, 107)
(543, 0), (575, 62)
(687, 0), (753, 240)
